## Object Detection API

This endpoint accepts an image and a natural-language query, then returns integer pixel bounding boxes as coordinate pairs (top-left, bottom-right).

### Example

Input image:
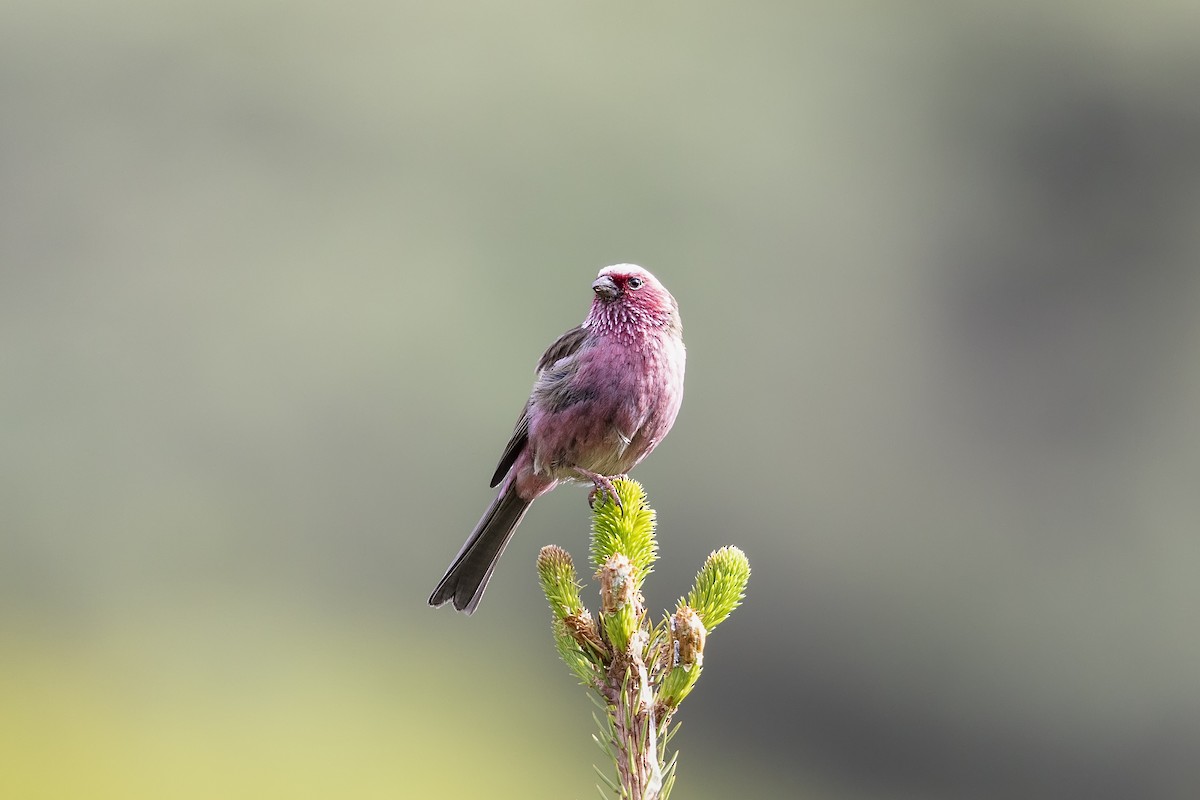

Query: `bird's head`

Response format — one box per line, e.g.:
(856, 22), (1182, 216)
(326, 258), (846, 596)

(587, 265), (680, 337)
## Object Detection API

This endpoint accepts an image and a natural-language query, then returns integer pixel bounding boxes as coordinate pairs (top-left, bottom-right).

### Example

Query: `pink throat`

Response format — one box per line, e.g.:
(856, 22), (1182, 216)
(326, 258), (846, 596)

(586, 297), (672, 342)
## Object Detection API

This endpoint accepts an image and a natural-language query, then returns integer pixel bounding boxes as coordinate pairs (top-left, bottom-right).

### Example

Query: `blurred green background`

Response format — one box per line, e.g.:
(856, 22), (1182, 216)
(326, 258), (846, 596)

(3, 2), (1199, 798)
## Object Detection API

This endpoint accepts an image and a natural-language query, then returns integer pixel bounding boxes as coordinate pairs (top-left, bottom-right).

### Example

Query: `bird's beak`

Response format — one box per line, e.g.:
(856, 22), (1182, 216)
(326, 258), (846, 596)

(592, 275), (619, 301)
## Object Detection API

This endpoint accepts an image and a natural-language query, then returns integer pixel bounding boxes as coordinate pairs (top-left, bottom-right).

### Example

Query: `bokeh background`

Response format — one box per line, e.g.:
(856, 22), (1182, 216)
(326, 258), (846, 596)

(3, 2), (1199, 798)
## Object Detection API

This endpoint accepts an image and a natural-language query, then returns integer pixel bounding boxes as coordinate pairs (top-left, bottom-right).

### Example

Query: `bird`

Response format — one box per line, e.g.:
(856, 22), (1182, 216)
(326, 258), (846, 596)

(429, 264), (686, 614)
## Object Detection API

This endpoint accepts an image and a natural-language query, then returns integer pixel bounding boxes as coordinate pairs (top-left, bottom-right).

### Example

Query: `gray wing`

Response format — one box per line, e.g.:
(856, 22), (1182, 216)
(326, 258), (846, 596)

(489, 325), (590, 488)
(535, 324), (589, 373)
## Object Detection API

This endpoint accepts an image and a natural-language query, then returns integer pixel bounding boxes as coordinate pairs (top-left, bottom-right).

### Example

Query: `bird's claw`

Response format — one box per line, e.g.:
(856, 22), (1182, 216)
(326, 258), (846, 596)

(578, 469), (623, 511)
(588, 483), (622, 511)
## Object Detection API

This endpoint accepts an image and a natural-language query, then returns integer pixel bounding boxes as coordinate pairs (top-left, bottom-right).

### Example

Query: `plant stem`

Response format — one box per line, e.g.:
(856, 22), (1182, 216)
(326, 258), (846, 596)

(604, 651), (663, 799)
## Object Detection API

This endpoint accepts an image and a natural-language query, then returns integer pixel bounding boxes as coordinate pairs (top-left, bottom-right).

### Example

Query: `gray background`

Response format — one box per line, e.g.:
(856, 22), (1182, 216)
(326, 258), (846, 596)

(3, 2), (1199, 798)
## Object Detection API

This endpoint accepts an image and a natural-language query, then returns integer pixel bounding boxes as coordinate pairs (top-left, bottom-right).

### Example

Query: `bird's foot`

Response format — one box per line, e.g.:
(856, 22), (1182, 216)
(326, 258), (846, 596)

(575, 468), (623, 511)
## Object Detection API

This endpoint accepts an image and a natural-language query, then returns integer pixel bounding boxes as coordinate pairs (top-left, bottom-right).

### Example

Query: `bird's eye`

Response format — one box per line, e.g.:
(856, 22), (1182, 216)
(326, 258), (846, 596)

(627, 277), (644, 290)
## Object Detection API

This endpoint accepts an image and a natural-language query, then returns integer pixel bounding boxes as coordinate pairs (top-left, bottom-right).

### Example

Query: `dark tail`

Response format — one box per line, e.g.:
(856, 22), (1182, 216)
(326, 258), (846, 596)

(429, 487), (533, 614)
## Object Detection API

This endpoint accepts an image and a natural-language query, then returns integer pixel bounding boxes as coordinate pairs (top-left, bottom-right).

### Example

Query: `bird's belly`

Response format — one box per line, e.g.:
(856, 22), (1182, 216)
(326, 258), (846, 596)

(529, 399), (645, 480)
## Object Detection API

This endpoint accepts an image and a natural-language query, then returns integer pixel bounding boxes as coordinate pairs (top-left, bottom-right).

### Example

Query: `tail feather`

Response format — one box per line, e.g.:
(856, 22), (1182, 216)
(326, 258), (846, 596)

(429, 488), (532, 614)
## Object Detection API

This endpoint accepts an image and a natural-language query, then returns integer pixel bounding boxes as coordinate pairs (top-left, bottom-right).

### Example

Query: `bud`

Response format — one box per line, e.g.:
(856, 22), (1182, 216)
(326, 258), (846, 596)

(671, 606), (706, 669)
(564, 609), (608, 659)
(590, 478), (658, 577)
(537, 544), (583, 619)
(687, 546), (750, 631)
(598, 554), (640, 653)
(658, 605), (707, 709)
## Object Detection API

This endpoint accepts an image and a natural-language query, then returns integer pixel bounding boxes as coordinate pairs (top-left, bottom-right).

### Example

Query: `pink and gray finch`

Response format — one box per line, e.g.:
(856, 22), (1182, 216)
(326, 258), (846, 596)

(429, 264), (686, 614)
